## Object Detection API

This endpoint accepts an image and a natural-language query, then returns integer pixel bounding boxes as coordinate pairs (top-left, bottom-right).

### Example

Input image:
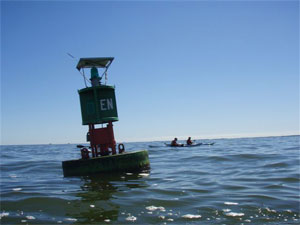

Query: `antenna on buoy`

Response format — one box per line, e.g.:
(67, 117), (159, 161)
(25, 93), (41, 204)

(66, 53), (90, 87)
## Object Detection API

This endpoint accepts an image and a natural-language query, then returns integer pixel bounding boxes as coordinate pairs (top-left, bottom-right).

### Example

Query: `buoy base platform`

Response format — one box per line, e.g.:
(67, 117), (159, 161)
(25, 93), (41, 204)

(62, 150), (150, 176)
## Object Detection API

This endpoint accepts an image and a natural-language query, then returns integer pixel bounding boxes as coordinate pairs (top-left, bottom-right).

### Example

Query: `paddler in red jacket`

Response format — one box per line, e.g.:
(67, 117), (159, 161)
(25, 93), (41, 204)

(171, 138), (181, 146)
(186, 137), (193, 145)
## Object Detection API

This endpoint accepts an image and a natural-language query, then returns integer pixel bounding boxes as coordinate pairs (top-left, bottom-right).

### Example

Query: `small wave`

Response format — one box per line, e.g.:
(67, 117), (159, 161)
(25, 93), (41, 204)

(259, 144), (272, 148)
(1, 191), (46, 201)
(26, 216), (36, 220)
(126, 216), (137, 221)
(244, 146), (259, 150)
(163, 178), (174, 181)
(182, 214), (202, 219)
(146, 206), (165, 212)
(12, 188), (22, 192)
(221, 184), (247, 191)
(0, 212), (9, 219)
(222, 209), (231, 212)
(263, 162), (289, 168)
(225, 212), (244, 217)
(266, 177), (300, 183)
(65, 218), (77, 222)
(139, 173), (150, 177)
(283, 146), (299, 151)
(224, 202), (239, 205)
(231, 153), (268, 160)
(247, 194), (279, 200)
(185, 155), (230, 162)
(265, 207), (277, 213)
(208, 156), (231, 162)
(264, 184), (283, 189)
(191, 188), (213, 194)
(1, 161), (60, 174)
(9, 174), (17, 178)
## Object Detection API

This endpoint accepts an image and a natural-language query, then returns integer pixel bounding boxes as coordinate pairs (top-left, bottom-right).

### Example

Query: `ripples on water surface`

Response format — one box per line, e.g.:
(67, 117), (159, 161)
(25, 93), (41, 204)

(1, 135), (299, 224)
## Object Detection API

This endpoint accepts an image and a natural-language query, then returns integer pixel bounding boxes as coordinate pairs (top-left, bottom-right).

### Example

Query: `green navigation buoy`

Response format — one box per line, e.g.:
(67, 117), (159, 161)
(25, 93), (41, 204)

(62, 57), (150, 176)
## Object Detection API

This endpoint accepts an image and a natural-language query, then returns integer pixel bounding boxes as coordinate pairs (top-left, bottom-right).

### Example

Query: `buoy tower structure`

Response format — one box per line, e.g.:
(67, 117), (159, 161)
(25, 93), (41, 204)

(62, 57), (150, 176)
(77, 57), (119, 157)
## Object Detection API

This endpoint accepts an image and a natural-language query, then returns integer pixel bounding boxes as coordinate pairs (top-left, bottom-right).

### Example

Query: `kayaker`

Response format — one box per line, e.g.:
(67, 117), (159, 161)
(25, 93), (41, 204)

(186, 137), (193, 145)
(171, 138), (180, 146)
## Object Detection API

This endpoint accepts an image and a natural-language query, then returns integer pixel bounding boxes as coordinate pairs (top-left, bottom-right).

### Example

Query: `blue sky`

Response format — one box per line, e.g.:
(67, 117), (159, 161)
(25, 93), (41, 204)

(1, 1), (299, 145)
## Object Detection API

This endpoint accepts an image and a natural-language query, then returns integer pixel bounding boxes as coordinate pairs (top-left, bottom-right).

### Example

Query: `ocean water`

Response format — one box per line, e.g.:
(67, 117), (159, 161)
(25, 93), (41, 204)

(0, 135), (299, 224)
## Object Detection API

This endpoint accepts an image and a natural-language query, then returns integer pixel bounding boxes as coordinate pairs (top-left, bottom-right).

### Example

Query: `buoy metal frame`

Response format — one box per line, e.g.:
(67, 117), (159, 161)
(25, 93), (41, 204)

(77, 57), (121, 159)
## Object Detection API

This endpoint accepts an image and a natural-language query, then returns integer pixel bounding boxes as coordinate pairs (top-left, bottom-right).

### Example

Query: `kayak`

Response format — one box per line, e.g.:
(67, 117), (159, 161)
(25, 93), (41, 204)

(164, 143), (202, 147)
(164, 142), (215, 147)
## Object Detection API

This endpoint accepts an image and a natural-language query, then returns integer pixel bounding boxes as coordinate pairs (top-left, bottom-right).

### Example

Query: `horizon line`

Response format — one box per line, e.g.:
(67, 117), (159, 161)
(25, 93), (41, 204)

(1, 133), (299, 146)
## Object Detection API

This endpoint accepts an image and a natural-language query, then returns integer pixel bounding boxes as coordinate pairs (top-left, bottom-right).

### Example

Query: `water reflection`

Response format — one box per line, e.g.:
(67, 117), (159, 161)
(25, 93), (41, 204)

(66, 170), (150, 224)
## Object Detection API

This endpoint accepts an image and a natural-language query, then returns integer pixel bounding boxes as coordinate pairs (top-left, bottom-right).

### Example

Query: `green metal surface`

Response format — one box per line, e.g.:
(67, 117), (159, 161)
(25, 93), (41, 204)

(62, 150), (150, 176)
(90, 67), (100, 79)
(78, 85), (118, 125)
